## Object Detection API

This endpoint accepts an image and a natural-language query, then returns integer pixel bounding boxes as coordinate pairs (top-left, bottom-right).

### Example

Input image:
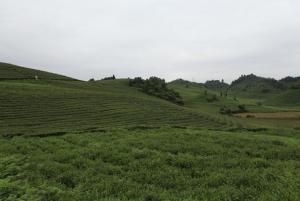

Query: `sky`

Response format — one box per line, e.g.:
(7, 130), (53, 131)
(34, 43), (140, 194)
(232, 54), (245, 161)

(0, 0), (300, 83)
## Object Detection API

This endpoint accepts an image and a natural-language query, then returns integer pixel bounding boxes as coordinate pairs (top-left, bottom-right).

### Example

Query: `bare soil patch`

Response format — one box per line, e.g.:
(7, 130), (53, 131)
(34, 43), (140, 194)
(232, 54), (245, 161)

(234, 112), (300, 119)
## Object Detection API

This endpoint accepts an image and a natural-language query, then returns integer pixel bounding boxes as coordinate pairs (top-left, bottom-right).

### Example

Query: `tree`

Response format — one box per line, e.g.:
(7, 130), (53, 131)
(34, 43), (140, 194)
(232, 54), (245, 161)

(128, 77), (184, 105)
(129, 77), (144, 87)
(238, 105), (247, 113)
(102, 75), (116, 80)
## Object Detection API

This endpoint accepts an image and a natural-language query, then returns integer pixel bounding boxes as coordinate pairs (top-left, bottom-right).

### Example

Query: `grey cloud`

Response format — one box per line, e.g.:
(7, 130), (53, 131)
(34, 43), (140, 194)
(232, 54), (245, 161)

(0, 0), (300, 82)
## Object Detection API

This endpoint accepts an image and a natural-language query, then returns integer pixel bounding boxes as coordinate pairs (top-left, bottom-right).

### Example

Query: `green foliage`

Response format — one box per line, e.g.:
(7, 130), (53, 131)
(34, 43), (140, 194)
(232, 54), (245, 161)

(219, 105), (248, 115)
(102, 75), (116, 80)
(204, 79), (229, 91)
(129, 77), (184, 105)
(238, 104), (247, 112)
(0, 128), (299, 200)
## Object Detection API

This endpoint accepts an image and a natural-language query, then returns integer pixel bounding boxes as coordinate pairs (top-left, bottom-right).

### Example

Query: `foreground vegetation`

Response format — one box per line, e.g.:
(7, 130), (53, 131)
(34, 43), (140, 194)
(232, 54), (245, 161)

(1, 127), (300, 201)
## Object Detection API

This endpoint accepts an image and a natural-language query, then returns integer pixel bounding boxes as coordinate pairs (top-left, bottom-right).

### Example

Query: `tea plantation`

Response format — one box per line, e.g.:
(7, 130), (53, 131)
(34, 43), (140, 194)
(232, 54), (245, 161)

(0, 63), (299, 201)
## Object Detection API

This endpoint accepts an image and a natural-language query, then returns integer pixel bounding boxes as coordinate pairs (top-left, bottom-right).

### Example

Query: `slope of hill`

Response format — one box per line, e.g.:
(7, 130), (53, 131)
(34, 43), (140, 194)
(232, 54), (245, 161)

(169, 79), (300, 129)
(0, 77), (229, 137)
(266, 89), (300, 107)
(0, 62), (74, 80)
(168, 79), (241, 114)
(228, 74), (285, 98)
(279, 76), (300, 88)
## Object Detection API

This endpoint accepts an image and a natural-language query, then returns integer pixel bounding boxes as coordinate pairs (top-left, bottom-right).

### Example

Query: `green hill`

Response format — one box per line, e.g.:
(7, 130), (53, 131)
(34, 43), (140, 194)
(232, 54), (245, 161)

(266, 89), (300, 107)
(0, 67), (230, 137)
(0, 62), (74, 80)
(169, 79), (300, 129)
(279, 76), (300, 88)
(168, 79), (241, 114)
(228, 74), (285, 99)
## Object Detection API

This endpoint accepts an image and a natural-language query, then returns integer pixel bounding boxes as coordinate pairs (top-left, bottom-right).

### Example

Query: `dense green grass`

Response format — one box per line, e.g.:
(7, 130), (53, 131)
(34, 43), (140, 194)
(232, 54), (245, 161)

(0, 62), (73, 80)
(1, 128), (299, 201)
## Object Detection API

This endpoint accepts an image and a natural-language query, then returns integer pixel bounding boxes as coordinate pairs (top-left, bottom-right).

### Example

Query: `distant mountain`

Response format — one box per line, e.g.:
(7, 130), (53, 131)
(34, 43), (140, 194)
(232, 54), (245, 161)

(228, 74), (286, 98)
(279, 76), (300, 89)
(0, 62), (75, 80)
(266, 89), (300, 106)
(204, 80), (229, 91)
(168, 79), (204, 87)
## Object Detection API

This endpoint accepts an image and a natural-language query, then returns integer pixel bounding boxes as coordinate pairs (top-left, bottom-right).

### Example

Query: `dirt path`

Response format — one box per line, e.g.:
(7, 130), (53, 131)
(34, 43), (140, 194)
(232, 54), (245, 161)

(234, 112), (300, 119)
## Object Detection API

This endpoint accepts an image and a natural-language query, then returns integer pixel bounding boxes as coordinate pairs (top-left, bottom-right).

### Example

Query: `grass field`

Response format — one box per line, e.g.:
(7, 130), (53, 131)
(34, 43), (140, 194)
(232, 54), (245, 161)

(0, 63), (300, 201)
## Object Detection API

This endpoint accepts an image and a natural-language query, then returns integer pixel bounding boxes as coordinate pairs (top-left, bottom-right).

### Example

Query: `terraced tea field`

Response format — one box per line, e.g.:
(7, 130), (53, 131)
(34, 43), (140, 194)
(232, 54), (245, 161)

(0, 79), (230, 137)
(0, 62), (73, 80)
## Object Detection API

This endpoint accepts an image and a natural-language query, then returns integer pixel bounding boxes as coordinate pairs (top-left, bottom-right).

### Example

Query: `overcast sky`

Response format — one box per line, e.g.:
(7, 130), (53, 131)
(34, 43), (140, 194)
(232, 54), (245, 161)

(1, 0), (300, 82)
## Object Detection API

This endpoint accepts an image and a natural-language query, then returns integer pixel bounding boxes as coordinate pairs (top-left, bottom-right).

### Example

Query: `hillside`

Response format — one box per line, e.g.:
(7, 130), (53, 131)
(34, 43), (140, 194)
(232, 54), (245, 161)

(0, 66), (230, 137)
(0, 62), (74, 80)
(228, 74), (285, 98)
(279, 76), (300, 88)
(168, 79), (241, 114)
(266, 89), (300, 107)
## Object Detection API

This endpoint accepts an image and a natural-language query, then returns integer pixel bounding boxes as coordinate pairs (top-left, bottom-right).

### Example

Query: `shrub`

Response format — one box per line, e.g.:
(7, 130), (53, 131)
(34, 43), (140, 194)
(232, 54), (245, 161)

(129, 77), (184, 105)
(219, 106), (233, 115)
(102, 75), (116, 80)
(206, 94), (218, 102)
(238, 105), (247, 113)
(219, 105), (247, 115)
(129, 77), (144, 88)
